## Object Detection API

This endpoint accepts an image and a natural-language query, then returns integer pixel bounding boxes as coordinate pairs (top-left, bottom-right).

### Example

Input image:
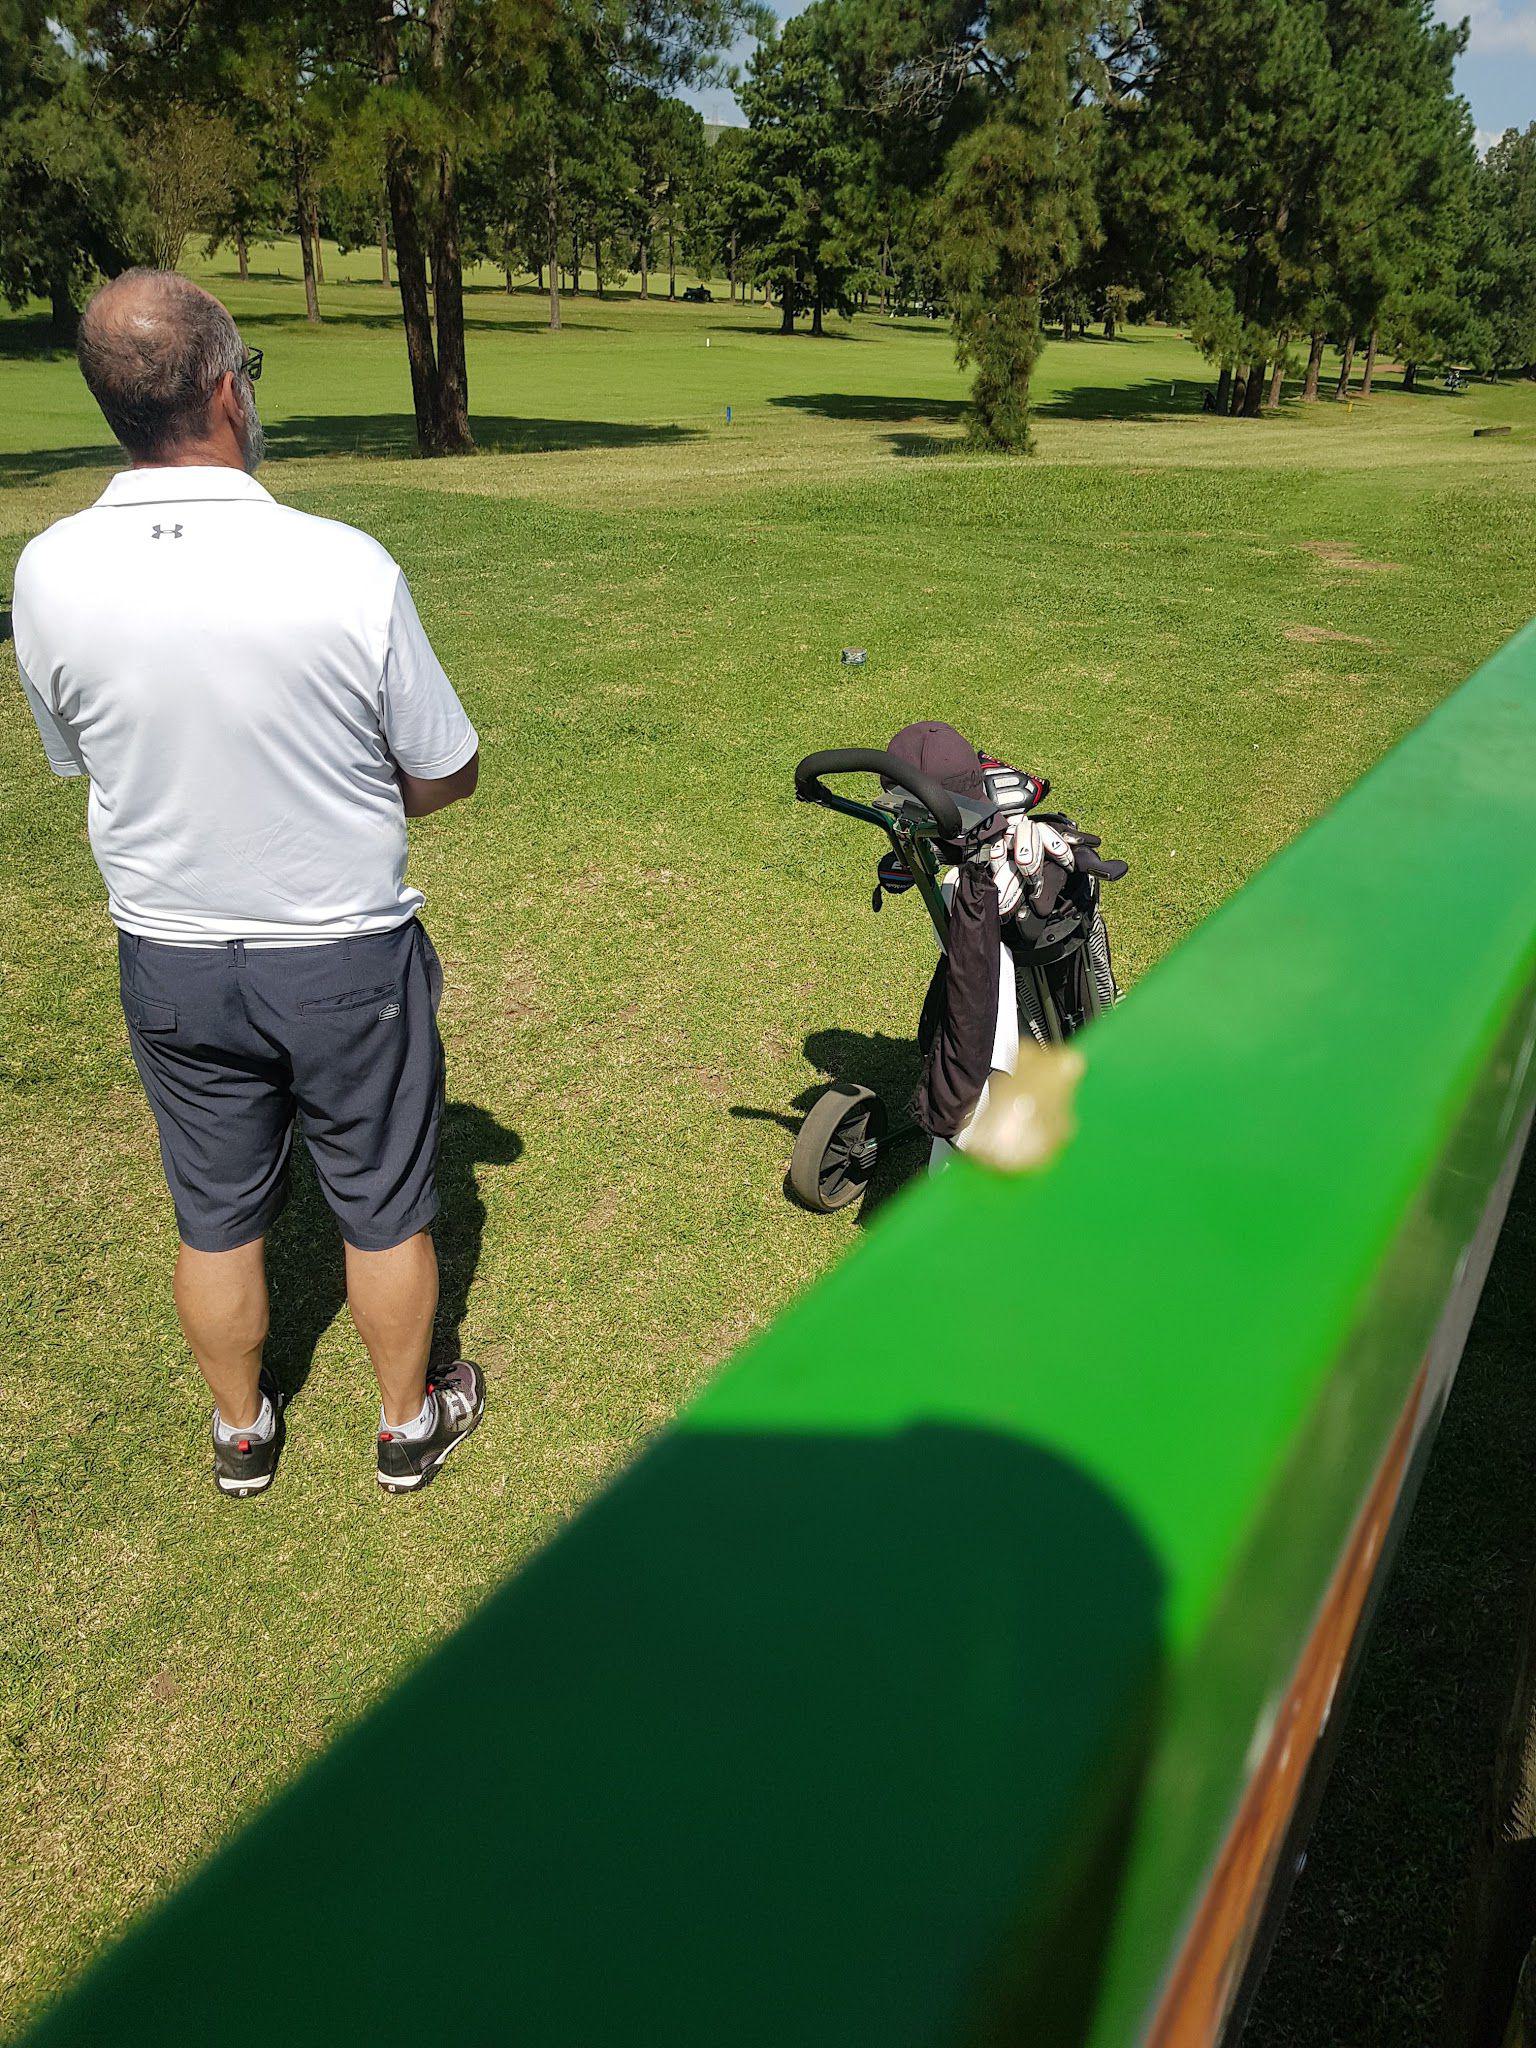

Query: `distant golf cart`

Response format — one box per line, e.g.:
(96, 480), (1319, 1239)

(682, 286), (713, 304)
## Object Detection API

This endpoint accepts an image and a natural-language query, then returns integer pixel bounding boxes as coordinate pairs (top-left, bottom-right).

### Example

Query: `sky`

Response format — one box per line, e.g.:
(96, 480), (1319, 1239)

(687, 1), (1535, 145)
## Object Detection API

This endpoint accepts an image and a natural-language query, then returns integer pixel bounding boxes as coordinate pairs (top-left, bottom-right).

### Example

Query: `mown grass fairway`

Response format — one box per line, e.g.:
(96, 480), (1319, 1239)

(3, 244), (1536, 2031)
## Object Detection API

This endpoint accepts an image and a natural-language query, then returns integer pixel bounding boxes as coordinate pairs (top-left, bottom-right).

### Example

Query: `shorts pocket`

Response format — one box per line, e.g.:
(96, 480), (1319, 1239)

(297, 982), (400, 1016)
(124, 993), (178, 1033)
(420, 929), (444, 1015)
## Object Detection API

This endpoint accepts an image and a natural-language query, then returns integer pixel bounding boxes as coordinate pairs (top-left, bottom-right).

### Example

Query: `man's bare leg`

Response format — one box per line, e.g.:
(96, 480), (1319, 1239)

(174, 1238), (270, 1427)
(346, 1230), (438, 1427)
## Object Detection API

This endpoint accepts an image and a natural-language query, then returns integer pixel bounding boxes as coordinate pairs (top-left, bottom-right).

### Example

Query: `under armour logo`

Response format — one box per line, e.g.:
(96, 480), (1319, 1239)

(378, 1002), (401, 1020)
(151, 524), (183, 539)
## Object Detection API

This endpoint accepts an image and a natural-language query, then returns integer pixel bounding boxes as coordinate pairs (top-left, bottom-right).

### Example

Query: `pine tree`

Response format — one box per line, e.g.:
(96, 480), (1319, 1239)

(740, 17), (863, 334)
(1483, 126), (1536, 374)
(1321, 0), (1472, 396)
(1132, 0), (1337, 417)
(926, 0), (1103, 447)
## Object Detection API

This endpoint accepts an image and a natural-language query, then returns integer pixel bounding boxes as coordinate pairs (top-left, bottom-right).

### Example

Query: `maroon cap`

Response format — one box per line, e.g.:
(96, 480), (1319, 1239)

(884, 720), (987, 800)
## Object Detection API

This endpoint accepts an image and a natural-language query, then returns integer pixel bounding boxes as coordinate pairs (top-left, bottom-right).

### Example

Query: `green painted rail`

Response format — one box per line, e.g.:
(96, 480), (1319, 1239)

(22, 624), (1536, 2047)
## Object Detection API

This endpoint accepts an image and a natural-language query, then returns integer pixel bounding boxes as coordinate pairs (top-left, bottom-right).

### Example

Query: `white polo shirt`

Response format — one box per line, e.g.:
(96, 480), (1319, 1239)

(12, 466), (479, 945)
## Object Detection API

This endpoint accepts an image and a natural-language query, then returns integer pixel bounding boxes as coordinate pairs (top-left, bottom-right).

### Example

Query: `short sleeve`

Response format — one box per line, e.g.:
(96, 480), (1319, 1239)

(13, 541), (85, 777)
(16, 656), (85, 778)
(379, 573), (479, 779)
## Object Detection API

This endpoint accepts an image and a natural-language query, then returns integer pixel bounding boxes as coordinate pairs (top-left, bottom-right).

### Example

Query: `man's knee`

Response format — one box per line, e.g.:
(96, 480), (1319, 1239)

(174, 1241), (269, 1350)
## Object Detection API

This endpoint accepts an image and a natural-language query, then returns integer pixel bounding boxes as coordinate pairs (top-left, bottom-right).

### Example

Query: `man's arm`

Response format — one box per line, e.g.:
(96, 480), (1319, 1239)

(398, 750), (479, 818)
(379, 570), (480, 813)
(14, 548), (87, 779)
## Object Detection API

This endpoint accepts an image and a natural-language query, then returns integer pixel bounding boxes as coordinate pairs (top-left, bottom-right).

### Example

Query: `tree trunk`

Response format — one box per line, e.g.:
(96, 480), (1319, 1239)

(730, 229), (738, 302)
(428, 146), (473, 453)
(1302, 329), (1324, 401)
(880, 232), (889, 316)
(503, 265), (514, 294)
(235, 230), (249, 283)
(811, 290), (823, 337)
(639, 233), (648, 300)
(1360, 326), (1379, 398)
(1403, 361), (1418, 392)
(779, 291), (795, 335)
(48, 262), (78, 345)
(1226, 243), (1257, 417)
(1266, 356), (1285, 407)
(668, 220), (676, 299)
(545, 154), (561, 331)
(375, 12), (446, 453)
(308, 195), (325, 285)
(294, 147), (320, 326)
(595, 235), (604, 298)
(1243, 360), (1265, 415)
(1104, 309), (1116, 340)
(378, 211), (390, 286)
(1215, 366), (1233, 412)
(1335, 333), (1356, 398)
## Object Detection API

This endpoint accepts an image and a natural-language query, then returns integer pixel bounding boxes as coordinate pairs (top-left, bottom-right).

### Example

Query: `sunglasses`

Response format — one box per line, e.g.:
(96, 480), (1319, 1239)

(242, 348), (264, 384)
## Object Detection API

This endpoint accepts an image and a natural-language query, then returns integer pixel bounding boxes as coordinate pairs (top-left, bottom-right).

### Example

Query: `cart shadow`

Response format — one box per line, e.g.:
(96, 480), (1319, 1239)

(731, 1026), (927, 1229)
(264, 1097), (523, 1404)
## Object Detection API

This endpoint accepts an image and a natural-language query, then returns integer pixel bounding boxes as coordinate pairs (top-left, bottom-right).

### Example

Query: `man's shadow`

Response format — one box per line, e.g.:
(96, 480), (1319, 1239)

(264, 1099), (523, 1399)
(732, 1027), (927, 1225)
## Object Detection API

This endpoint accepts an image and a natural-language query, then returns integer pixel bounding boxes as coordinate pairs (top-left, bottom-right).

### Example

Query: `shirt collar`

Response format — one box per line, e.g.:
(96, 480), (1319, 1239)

(96, 466), (276, 508)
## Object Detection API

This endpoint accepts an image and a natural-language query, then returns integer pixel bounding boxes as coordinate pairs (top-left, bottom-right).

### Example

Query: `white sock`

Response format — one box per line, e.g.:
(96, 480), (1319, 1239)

(215, 1394), (275, 1446)
(380, 1390), (438, 1442)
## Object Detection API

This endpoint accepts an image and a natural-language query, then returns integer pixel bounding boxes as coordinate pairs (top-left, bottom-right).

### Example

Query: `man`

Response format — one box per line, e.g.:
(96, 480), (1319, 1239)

(13, 269), (484, 1500)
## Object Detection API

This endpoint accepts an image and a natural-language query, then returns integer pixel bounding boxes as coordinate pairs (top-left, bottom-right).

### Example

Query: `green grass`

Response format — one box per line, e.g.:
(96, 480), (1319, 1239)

(3, 238), (1536, 2034)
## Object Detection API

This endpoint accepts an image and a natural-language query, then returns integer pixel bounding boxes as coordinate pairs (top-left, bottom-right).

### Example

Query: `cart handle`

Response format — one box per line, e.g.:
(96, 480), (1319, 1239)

(794, 748), (964, 840)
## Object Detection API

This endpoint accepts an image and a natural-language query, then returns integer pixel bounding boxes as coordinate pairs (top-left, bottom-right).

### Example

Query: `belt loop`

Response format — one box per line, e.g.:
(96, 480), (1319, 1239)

(231, 939), (246, 966)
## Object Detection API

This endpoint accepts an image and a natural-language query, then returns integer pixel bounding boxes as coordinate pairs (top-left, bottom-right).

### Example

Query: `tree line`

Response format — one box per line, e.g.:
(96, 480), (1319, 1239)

(5, 0), (1536, 454)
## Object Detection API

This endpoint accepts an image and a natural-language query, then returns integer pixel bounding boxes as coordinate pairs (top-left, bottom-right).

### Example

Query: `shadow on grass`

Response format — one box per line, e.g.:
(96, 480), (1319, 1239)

(732, 1024), (927, 1228)
(0, 413), (701, 483)
(263, 412), (700, 461)
(1032, 377), (1207, 421)
(265, 1097), (522, 1405)
(1242, 1144), (1536, 2047)
(28, 1413), (1167, 2048)
(0, 317), (79, 361)
(770, 392), (968, 424)
(244, 308), (622, 336)
(769, 380), (1209, 454)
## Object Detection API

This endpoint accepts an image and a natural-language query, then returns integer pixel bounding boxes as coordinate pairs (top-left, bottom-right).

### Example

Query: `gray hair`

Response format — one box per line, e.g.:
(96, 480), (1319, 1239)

(77, 270), (249, 459)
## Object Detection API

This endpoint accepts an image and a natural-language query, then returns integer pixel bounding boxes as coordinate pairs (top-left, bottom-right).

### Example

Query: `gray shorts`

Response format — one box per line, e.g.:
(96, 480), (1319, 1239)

(118, 919), (445, 1254)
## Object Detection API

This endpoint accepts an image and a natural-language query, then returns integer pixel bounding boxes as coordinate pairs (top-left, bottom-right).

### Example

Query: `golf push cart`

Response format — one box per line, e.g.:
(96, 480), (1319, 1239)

(788, 740), (1127, 1213)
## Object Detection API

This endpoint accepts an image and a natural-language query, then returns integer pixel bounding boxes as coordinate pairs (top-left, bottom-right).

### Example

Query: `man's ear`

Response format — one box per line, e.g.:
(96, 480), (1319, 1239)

(213, 369), (244, 434)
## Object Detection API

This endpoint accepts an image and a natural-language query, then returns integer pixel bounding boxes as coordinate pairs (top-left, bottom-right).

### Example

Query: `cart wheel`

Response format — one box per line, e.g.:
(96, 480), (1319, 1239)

(788, 1084), (888, 1212)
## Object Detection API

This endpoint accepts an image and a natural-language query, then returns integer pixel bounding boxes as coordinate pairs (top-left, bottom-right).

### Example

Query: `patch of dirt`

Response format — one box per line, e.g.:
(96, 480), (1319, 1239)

(1301, 539), (1398, 575)
(499, 955), (549, 1029)
(1283, 625), (1376, 646)
(578, 1190), (623, 1236)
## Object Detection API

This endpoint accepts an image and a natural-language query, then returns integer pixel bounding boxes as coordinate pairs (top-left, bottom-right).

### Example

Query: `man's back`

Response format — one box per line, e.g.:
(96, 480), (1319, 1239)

(15, 466), (476, 945)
